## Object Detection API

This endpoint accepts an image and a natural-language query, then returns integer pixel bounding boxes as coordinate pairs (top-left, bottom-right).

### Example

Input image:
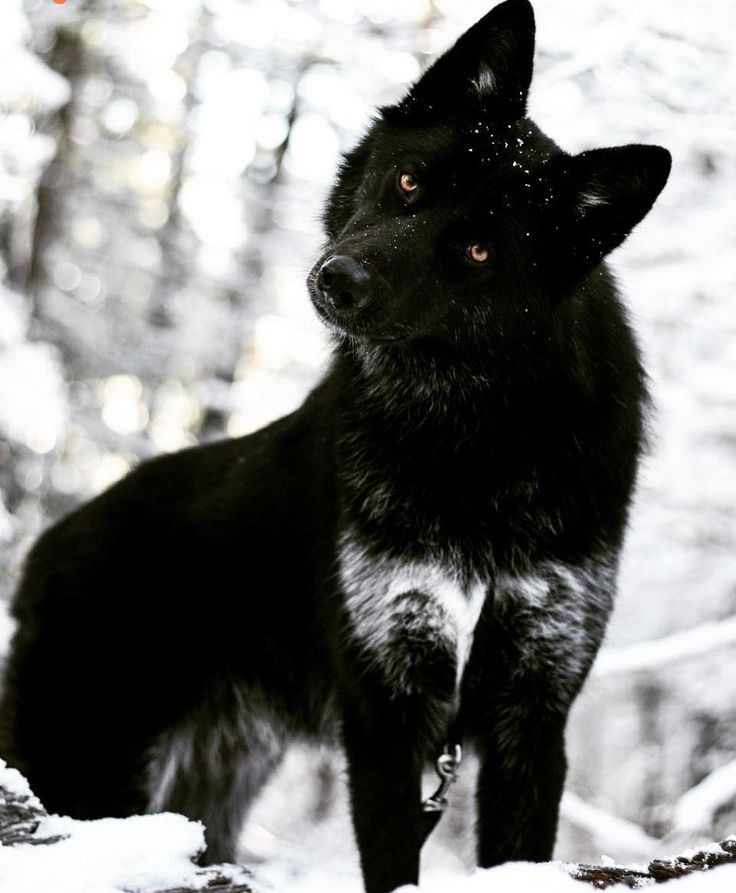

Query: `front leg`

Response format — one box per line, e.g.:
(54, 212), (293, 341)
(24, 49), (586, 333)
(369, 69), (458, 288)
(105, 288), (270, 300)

(469, 551), (617, 866)
(338, 534), (483, 891)
(476, 697), (568, 865)
(341, 690), (429, 893)
(340, 631), (456, 893)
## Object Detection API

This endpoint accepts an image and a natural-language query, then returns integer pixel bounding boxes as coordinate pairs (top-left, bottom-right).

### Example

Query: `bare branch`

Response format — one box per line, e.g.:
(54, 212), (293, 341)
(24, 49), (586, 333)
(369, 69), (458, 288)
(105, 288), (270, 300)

(561, 791), (661, 858)
(592, 617), (736, 678)
(671, 759), (736, 837)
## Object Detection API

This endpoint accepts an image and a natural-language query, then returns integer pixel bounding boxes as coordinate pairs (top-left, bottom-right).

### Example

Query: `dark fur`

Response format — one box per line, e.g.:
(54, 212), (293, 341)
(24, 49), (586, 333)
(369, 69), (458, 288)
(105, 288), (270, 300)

(0, 2), (670, 890)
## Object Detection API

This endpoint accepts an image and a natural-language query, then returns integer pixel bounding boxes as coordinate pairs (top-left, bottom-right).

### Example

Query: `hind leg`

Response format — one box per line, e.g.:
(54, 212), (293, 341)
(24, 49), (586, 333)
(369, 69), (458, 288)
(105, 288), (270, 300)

(147, 692), (286, 863)
(0, 622), (151, 819)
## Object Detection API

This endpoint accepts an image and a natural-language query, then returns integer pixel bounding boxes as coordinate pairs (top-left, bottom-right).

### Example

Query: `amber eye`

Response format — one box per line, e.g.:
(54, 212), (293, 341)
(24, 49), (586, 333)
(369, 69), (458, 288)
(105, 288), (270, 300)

(398, 171), (419, 197)
(466, 243), (490, 264)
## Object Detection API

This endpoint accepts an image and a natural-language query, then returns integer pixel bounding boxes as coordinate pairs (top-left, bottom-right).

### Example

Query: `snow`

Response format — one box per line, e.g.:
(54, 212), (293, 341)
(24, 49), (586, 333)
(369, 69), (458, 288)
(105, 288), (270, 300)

(659, 866), (736, 893)
(0, 760), (251, 893)
(673, 762), (736, 836)
(0, 496), (14, 547)
(561, 792), (659, 858)
(593, 617), (736, 678)
(0, 758), (37, 803)
(254, 860), (736, 892)
(0, 600), (16, 664)
(396, 863), (593, 893)
(0, 0), (69, 112)
(0, 287), (28, 348)
(0, 814), (206, 893)
(0, 341), (67, 454)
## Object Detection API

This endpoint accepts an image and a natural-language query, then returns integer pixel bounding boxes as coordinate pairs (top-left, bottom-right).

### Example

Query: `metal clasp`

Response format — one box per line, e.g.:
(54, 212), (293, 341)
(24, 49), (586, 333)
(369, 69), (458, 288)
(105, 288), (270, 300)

(422, 743), (463, 814)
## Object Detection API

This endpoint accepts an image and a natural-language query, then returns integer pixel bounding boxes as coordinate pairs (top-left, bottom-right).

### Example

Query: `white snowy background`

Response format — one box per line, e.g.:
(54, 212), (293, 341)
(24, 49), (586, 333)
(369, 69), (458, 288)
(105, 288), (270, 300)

(1, 0), (735, 890)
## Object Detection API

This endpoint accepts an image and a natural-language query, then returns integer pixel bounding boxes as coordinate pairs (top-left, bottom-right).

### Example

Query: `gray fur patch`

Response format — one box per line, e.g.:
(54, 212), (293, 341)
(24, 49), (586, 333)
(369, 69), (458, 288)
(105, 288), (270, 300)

(578, 189), (608, 211)
(339, 532), (487, 695)
(494, 553), (618, 711)
(146, 684), (285, 862)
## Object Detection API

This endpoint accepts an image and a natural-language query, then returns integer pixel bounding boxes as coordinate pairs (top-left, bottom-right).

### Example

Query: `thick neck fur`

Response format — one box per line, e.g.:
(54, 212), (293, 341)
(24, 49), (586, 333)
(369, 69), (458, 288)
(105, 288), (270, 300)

(327, 274), (647, 579)
(331, 337), (567, 577)
(336, 337), (561, 445)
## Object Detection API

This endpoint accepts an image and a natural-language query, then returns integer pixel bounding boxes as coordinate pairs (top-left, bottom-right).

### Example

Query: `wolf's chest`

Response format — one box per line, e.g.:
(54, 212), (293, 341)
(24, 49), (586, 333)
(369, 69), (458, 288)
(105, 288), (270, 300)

(338, 533), (487, 695)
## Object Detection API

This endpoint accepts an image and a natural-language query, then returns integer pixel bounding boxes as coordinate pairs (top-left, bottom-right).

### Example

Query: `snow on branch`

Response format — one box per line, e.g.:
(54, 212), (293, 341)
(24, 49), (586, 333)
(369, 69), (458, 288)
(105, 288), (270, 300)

(570, 837), (736, 893)
(561, 791), (660, 859)
(592, 616), (736, 679)
(672, 759), (736, 837)
(570, 838), (736, 890)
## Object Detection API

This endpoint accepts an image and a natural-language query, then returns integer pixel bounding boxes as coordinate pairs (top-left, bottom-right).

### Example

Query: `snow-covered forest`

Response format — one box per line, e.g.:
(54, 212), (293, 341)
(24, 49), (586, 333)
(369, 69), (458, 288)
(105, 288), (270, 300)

(1, 0), (735, 889)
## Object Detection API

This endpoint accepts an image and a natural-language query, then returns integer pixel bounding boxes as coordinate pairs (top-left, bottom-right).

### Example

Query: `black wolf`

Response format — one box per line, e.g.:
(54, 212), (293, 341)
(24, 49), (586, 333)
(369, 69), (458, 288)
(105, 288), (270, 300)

(0, 1), (670, 890)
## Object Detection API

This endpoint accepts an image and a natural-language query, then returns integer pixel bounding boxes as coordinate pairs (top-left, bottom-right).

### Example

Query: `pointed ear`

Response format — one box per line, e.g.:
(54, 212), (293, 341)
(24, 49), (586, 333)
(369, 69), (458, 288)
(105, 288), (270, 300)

(386, 0), (535, 122)
(547, 145), (672, 273)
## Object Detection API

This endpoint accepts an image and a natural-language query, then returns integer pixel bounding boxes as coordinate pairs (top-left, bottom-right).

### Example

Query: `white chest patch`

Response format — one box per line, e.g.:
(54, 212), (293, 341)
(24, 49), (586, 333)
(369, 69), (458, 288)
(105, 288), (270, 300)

(339, 532), (487, 692)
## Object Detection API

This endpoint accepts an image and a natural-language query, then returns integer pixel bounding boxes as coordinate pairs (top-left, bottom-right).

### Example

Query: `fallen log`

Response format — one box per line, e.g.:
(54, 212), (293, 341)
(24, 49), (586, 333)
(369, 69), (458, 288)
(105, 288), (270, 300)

(570, 838), (736, 888)
(0, 758), (256, 893)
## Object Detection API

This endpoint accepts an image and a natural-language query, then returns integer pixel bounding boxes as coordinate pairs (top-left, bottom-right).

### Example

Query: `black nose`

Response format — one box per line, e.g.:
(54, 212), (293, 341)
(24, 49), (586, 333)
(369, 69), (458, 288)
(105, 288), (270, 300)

(317, 256), (371, 312)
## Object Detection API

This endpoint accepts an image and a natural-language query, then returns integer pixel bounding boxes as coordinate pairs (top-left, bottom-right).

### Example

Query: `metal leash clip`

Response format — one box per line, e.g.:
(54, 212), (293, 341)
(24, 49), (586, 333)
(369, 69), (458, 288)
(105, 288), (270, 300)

(422, 743), (463, 815)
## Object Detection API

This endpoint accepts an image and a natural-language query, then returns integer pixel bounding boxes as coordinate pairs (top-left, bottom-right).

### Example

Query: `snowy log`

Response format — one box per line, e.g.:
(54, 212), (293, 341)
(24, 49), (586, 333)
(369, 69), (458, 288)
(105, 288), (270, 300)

(1, 758), (735, 891)
(0, 759), (256, 893)
(569, 839), (736, 889)
(561, 791), (661, 859)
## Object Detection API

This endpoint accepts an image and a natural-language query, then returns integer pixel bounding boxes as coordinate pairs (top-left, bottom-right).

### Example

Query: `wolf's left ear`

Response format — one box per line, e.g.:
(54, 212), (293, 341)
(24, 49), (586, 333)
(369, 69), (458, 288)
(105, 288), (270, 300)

(389, 0), (535, 121)
(547, 145), (672, 272)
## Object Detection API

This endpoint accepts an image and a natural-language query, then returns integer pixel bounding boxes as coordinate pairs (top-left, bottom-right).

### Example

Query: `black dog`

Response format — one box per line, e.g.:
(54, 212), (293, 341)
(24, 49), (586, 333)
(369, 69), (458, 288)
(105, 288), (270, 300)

(0, 2), (670, 891)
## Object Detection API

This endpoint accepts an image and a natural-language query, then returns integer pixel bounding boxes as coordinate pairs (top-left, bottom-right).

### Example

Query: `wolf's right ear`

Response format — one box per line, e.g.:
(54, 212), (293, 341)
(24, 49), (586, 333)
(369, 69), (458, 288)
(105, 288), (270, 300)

(386, 0), (535, 122)
(544, 144), (672, 277)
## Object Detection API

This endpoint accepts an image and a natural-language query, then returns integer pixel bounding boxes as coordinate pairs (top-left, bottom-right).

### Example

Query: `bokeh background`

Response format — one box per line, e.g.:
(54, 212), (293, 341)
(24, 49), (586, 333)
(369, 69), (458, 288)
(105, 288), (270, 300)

(1, 0), (735, 886)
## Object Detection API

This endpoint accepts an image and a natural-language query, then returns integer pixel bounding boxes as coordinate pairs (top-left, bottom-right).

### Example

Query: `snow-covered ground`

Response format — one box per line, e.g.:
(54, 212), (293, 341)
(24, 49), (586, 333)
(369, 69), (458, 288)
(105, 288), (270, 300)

(2, 756), (736, 892)
(0, 758), (251, 893)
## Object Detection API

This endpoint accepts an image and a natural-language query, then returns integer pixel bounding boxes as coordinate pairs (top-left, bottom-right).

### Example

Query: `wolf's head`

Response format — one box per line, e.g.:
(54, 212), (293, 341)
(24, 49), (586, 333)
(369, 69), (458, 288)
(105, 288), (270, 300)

(308, 0), (670, 358)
